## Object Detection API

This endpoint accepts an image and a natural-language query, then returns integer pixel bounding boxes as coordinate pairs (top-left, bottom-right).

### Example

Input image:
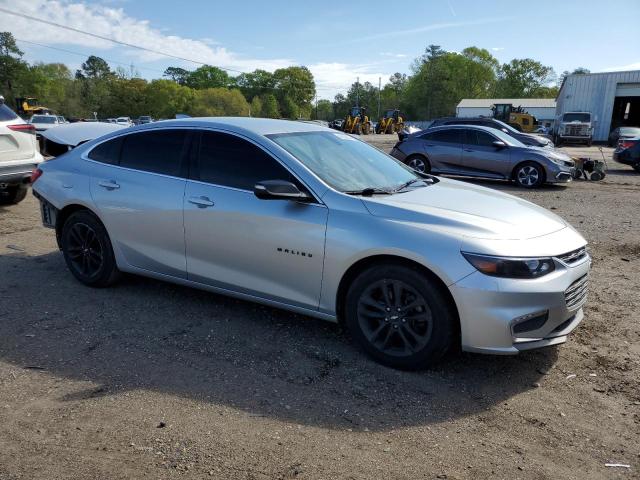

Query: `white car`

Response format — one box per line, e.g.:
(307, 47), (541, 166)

(29, 114), (63, 133)
(0, 98), (43, 204)
(115, 117), (133, 127)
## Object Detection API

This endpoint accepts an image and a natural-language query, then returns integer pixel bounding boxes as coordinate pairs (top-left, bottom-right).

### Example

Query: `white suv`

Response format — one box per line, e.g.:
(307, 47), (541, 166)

(0, 98), (43, 204)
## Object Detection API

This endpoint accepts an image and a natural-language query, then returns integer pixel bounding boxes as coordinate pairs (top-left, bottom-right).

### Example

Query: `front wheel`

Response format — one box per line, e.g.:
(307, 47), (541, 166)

(345, 264), (455, 370)
(405, 154), (430, 173)
(61, 210), (120, 287)
(514, 161), (545, 188)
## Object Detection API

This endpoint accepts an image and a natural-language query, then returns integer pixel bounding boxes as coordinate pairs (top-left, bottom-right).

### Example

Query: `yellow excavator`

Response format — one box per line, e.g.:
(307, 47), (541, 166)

(376, 109), (404, 134)
(15, 97), (51, 117)
(491, 103), (537, 133)
(342, 106), (371, 135)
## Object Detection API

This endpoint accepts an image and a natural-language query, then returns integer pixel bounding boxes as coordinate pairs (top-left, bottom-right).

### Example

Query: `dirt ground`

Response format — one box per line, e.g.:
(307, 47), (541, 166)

(0, 140), (638, 479)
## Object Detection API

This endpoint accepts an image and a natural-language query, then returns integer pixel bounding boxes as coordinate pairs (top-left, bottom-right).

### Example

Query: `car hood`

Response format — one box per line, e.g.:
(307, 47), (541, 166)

(361, 178), (567, 240)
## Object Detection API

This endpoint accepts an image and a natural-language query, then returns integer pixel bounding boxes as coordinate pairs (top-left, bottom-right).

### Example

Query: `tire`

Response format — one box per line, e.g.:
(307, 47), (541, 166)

(514, 161), (545, 188)
(633, 163), (640, 173)
(61, 210), (120, 287)
(589, 171), (603, 181)
(0, 185), (28, 205)
(405, 154), (431, 173)
(345, 264), (455, 370)
(355, 123), (362, 135)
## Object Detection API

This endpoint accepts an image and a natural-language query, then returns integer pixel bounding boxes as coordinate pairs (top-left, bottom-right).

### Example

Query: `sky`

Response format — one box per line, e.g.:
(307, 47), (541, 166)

(0, 0), (639, 99)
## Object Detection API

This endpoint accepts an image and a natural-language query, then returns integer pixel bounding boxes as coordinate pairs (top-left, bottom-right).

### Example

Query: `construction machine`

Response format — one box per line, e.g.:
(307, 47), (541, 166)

(491, 103), (537, 133)
(15, 97), (51, 117)
(376, 109), (404, 134)
(342, 106), (371, 135)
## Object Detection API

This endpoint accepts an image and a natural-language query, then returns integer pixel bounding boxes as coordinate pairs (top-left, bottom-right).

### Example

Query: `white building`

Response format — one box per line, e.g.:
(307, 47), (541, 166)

(556, 70), (640, 142)
(456, 98), (557, 125)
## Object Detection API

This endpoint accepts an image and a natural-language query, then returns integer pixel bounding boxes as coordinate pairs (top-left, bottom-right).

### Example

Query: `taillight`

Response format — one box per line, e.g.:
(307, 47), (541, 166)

(8, 123), (36, 135)
(30, 168), (43, 184)
(619, 140), (637, 149)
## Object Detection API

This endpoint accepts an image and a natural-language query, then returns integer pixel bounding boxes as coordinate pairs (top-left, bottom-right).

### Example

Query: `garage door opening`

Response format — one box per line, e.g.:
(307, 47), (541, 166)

(611, 96), (640, 131)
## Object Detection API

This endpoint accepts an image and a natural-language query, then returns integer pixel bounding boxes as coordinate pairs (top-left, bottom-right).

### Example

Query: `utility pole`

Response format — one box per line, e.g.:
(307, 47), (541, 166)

(356, 76), (359, 107)
(315, 94), (318, 120)
(377, 76), (381, 120)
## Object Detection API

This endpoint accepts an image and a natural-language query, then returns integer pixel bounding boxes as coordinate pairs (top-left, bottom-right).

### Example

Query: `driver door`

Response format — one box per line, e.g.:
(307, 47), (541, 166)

(183, 130), (328, 310)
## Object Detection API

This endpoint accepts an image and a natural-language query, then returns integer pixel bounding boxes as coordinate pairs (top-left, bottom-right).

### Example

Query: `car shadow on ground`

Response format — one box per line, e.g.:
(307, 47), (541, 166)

(0, 250), (557, 431)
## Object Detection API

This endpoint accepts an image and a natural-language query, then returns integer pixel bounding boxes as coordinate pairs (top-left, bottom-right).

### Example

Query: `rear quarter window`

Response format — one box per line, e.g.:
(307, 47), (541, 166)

(0, 104), (18, 121)
(88, 136), (124, 165)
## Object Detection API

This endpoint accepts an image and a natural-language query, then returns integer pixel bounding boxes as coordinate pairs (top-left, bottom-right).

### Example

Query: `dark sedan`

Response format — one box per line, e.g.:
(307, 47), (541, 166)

(608, 126), (640, 147)
(390, 125), (574, 188)
(429, 117), (554, 149)
(613, 137), (640, 172)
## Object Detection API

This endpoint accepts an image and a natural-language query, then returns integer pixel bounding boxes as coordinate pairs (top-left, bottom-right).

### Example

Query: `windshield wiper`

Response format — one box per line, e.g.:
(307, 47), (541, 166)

(392, 178), (428, 193)
(343, 187), (393, 197)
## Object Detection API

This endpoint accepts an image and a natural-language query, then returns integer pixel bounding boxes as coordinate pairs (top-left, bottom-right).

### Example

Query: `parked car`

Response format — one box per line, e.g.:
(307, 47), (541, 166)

(390, 125), (574, 188)
(57, 115), (69, 124)
(329, 119), (343, 130)
(29, 114), (63, 133)
(613, 137), (640, 172)
(115, 117), (133, 127)
(0, 97), (43, 204)
(608, 126), (640, 147)
(428, 117), (554, 149)
(137, 115), (153, 124)
(32, 118), (590, 369)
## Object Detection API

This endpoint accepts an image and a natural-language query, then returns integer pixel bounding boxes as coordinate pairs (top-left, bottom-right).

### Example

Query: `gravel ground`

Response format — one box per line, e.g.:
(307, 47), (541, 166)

(0, 141), (638, 479)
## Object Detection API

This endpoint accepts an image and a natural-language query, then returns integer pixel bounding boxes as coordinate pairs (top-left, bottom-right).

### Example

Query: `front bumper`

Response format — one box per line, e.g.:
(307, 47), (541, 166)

(450, 252), (591, 354)
(545, 163), (575, 183)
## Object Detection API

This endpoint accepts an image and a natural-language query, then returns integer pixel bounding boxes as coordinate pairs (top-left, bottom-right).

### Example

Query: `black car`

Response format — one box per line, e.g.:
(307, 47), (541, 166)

(613, 137), (640, 172)
(608, 126), (640, 147)
(428, 117), (554, 149)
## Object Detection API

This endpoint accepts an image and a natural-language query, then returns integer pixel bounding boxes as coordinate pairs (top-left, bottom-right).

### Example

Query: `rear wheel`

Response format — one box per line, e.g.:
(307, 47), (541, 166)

(61, 210), (120, 287)
(345, 264), (455, 370)
(0, 185), (28, 205)
(514, 161), (545, 188)
(405, 154), (430, 173)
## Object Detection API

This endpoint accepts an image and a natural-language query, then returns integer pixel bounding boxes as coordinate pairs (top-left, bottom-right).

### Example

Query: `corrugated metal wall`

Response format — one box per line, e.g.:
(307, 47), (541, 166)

(456, 106), (556, 120)
(556, 71), (640, 141)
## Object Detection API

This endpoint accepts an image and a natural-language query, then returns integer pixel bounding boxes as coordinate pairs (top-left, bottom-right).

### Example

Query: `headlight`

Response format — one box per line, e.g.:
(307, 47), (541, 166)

(462, 252), (555, 279)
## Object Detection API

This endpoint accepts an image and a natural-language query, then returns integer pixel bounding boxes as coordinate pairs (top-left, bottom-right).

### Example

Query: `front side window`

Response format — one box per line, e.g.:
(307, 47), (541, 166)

(120, 130), (187, 176)
(428, 129), (463, 144)
(196, 131), (295, 190)
(465, 129), (497, 147)
(268, 131), (419, 193)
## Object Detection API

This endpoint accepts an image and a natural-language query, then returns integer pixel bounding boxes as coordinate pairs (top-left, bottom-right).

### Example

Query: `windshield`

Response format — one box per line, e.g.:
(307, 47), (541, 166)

(268, 131), (420, 192)
(620, 127), (640, 135)
(563, 113), (590, 122)
(31, 116), (56, 124)
(493, 119), (521, 134)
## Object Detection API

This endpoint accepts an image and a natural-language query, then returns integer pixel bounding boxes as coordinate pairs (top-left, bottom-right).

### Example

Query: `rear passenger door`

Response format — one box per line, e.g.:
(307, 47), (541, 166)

(419, 129), (463, 173)
(88, 129), (190, 278)
(183, 130), (328, 310)
(462, 129), (512, 178)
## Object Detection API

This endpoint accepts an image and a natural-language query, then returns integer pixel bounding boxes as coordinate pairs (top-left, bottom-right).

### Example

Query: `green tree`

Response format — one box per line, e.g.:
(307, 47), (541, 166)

(236, 69), (276, 100)
(163, 66), (190, 85)
(0, 32), (27, 102)
(189, 87), (249, 116)
(186, 65), (232, 89)
(145, 79), (195, 119)
(273, 66), (315, 118)
(250, 95), (262, 117)
(495, 58), (556, 97)
(75, 55), (113, 79)
(259, 93), (280, 118)
(313, 99), (332, 121)
(16, 62), (72, 113)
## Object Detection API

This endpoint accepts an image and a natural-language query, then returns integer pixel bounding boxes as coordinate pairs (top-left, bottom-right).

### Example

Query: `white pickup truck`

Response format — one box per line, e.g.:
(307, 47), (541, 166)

(554, 111), (594, 146)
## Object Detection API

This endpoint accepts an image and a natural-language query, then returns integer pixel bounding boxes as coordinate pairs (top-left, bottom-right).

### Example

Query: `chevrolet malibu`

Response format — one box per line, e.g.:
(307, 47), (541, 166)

(32, 118), (591, 369)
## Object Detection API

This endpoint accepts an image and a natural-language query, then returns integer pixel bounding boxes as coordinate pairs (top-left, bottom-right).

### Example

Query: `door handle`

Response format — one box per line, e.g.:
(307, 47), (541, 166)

(98, 180), (120, 190)
(188, 196), (214, 208)
(464, 148), (474, 152)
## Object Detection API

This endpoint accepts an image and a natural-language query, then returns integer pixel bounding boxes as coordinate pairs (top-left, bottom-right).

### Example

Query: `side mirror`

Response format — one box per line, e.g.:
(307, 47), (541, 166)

(492, 140), (507, 149)
(254, 180), (310, 201)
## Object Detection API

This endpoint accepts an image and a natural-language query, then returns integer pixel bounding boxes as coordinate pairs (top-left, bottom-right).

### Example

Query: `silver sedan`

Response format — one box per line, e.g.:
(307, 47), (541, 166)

(391, 125), (575, 188)
(32, 118), (590, 369)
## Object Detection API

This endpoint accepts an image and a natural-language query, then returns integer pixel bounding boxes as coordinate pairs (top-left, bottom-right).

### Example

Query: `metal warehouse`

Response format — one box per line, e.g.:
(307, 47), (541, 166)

(456, 98), (557, 124)
(556, 70), (640, 142)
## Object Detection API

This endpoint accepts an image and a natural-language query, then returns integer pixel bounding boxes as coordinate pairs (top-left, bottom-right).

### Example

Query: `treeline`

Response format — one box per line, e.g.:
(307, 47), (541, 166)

(1, 31), (582, 122)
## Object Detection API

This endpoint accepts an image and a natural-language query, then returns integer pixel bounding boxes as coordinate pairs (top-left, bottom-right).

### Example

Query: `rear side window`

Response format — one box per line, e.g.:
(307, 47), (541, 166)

(88, 136), (123, 165)
(0, 104), (18, 121)
(422, 129), (462, 144)
(120, 130), (187, 176)
(196, 131), (294, 190)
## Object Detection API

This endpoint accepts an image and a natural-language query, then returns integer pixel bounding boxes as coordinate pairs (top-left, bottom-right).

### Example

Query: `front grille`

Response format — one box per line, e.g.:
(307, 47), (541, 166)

(556, 247), (588, 265)
(564, 124), (588, 136)
(565, 275), (589, 310)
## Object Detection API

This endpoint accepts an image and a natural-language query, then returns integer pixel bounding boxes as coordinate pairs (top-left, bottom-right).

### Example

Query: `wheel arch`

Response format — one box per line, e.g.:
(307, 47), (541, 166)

(55, 203), (103, 249)
(511, 159), (547, 182)
(335, 254), (460, 338)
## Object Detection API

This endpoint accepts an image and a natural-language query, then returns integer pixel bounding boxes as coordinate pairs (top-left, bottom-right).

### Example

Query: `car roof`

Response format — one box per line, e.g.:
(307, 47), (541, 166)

(144, 117), (328, 136)
(423, 124), (499, 134)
